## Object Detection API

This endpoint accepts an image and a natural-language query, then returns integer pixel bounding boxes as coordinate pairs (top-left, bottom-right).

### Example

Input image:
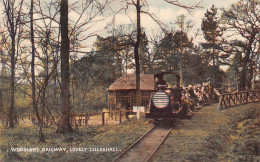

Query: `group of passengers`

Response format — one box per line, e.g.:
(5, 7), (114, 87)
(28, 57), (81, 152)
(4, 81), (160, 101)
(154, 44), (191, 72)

(182, 83), (218, 109)
(155, 74), (220, 109)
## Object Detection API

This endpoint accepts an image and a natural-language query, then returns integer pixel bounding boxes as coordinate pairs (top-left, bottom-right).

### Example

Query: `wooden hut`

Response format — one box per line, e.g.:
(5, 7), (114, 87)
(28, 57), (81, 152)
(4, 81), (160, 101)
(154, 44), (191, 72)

(108, 74), (155, 111)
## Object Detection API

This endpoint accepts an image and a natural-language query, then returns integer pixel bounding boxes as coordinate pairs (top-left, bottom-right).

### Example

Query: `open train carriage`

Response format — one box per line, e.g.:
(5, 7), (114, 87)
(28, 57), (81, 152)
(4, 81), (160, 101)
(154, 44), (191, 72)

(145, 72), (190, 119)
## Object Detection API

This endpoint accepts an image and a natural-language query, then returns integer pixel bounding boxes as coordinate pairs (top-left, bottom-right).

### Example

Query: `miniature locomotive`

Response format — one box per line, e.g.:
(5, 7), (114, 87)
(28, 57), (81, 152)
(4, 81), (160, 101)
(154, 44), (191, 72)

(145, 72), (191, 120)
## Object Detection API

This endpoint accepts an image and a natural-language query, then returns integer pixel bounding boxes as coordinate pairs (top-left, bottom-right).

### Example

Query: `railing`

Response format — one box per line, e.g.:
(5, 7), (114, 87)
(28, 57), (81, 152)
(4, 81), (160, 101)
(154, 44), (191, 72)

(0, 115), (19, 127)
(102, 110), (133, 126)
(70, 112), (101, 126)
(217, 90), (260, 110)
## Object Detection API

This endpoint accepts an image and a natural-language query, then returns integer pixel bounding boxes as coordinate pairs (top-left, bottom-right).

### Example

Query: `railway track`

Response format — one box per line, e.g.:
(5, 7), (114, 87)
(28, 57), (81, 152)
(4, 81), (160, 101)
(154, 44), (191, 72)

(114, 125), (172, 162)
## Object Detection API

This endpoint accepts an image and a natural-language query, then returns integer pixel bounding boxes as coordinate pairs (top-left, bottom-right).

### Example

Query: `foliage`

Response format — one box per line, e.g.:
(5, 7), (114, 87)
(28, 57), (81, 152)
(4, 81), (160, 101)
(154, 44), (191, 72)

(94, 25), (150, 75)
(152, 32), (178, 73)
(220, 0), (260, 90)
(138, 32), (150, 73)
(201, 5), (224, 87)
(201, 5), (222, 44)
(152, 30), (222, 86)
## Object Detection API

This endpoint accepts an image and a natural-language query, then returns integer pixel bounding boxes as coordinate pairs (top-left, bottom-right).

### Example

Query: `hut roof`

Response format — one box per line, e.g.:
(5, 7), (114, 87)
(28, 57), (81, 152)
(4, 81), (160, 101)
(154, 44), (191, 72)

(108, 74), (155, 91)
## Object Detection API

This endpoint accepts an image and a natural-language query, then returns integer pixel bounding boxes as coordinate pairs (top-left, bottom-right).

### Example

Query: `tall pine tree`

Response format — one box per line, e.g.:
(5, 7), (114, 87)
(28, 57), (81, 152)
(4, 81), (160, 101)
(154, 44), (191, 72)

(201, 5), (222, 85)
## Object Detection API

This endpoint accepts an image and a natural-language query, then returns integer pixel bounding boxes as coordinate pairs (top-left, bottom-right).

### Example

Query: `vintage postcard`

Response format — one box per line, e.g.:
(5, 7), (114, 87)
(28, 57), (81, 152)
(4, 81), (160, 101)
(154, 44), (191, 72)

(0, 0), (259, 161)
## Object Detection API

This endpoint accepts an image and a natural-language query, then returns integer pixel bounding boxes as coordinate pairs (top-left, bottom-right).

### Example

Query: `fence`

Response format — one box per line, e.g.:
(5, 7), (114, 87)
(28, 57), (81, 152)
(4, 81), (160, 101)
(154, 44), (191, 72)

(70, 110), (135, 126)
(102, 110), (134, 126)
(217, 90), (260, 110)
(70, 112), (101, 126)
(0, 114), (19, 127)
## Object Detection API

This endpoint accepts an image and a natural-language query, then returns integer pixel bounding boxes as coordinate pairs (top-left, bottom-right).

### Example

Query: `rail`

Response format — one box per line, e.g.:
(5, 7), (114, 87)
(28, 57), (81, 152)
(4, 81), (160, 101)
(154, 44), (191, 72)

(114, 126), (172, 162)
(217, 90), (260, 110)
(113, 125), (156, 162)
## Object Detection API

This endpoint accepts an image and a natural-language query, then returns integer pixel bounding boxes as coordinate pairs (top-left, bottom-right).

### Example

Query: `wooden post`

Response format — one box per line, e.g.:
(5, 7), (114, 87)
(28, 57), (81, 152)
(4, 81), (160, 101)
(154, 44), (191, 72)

(217, 95), (223, 110)
(223, 95), (227, 108)
(119, 111), (122, 123)
(84, 113), (88, 126)
(248, 91), (254, 102)
(102, 112), (105, 126)
(78, 116), (82, 126)
(137, 107), (141, 119)
(115, 90), (117, 111)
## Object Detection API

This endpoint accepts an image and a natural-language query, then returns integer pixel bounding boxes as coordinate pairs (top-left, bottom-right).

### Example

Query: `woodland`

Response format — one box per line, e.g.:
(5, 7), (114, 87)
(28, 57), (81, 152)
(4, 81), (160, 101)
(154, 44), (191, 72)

(0, 0), (259, 143)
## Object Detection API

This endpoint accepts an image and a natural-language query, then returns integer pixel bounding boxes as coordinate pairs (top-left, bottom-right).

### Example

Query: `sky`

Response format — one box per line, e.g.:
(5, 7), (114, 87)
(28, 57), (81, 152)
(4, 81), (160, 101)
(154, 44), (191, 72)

(0, 0), (241, 51)
(143, 0), (240, 38)
(76, 0), (241, 50)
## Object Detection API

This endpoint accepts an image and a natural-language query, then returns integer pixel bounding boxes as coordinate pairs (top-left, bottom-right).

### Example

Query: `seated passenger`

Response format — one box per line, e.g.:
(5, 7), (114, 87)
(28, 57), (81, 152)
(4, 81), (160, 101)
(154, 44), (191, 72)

(187, 85), (199, 106)
(201, 86), (211, 104)
(195, 87), (205, 105)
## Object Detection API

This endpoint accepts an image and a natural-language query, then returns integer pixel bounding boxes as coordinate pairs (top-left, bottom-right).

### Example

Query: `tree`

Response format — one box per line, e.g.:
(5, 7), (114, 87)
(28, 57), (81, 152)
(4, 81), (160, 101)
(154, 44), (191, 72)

(57, 0), (73, 133)
(30, 0), (41, 127)
(152, 33), (177, 73)
(173, 30), (192, 85)
(30, 0), (46, 142)
(201, 5), (223, 84)
(24, 0), (109, 133)
(3, 0), (24, 128)
(95, 30), (131, 78)
(114, 0), (200, 106)
(139, 32), (150, 73)
(133, 0), (141, 106)
(221, 0), (259, 90)
(174, 14), (194, 85)
(152, 15), (193, 85)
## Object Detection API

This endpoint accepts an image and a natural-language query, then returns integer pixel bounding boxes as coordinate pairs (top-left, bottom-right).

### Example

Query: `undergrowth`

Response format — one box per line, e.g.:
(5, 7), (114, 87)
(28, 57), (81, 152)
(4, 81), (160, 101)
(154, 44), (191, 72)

(0, 117), (152, 162)
(226, 106), (260, 161)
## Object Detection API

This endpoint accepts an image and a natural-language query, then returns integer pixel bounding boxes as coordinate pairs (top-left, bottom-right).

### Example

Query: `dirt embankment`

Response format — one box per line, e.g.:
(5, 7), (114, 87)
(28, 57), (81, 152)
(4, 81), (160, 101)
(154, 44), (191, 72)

(153, 103), (260, 161)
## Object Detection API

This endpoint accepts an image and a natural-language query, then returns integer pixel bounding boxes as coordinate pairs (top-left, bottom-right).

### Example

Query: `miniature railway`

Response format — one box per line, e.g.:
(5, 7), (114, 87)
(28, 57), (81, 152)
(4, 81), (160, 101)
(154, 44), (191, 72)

(114, 125), (172, 162)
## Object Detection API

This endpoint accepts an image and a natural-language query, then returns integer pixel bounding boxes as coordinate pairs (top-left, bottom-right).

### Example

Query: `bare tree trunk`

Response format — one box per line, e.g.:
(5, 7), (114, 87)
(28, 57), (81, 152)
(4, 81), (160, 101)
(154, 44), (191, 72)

(134, 0), (141, 106)
(239, 65), (247, 91)
(3, 0), (24, 128)
(9, 30), (15, 128)
(30, 0), (41, 124)
(247, 61), (254, 89)
(38, 90), (46, 142)
(31, 0), (44, 142)
(239, 35), (255, 91)
(57, 0), (73, 133)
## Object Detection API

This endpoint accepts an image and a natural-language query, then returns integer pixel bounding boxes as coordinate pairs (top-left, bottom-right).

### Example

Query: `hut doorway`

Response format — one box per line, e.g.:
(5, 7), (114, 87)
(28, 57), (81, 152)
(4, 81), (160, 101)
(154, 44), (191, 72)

(121, 97), (131, 110)
(121, 97), (131, 119)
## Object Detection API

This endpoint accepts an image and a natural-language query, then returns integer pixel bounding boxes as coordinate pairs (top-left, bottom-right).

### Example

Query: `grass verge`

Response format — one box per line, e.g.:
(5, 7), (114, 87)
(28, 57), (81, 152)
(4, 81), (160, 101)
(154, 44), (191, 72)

(0, 117), (153, 162)
(152, 103), (260, 161)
